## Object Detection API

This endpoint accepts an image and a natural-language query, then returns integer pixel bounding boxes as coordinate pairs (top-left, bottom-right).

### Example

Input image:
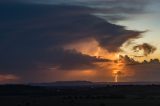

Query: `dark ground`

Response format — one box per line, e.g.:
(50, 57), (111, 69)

(1, 84), (160, 106)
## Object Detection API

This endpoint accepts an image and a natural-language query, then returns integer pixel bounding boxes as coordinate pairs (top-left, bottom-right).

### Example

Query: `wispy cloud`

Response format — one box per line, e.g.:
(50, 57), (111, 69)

(133, 43), (157, 56)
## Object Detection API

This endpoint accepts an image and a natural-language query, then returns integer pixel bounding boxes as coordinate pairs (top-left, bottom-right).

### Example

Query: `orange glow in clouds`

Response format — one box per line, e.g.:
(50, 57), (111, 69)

(0, 74), (19, 83)
(64, 39), (132, 82)
(112, 60), (125, 82)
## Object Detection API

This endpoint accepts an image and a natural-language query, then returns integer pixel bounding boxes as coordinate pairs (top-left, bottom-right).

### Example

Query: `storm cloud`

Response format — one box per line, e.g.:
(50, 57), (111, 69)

(124, 60), (160, 82)
(27, 0), (151, 22)
(0, 0), (154, 82)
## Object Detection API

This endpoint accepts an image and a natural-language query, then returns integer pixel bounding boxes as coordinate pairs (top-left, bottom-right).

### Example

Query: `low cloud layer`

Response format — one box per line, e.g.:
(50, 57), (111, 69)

(118, 55), (139, 65)
(0, 74), (19, 83)
(119, 55), (160, 65)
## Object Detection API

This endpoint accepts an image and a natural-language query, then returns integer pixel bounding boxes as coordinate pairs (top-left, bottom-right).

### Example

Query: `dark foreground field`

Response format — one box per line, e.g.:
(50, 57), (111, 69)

(1, 84), (160, 106)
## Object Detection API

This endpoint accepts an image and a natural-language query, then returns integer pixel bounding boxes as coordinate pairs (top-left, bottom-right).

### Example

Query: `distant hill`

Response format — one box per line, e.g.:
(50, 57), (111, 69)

(31, 81), (95, 87)
(30, 81), (160, 87)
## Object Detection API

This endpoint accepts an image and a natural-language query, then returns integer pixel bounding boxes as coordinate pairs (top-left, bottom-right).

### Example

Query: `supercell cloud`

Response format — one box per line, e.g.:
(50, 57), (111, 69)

(0, 0), (159, 82)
